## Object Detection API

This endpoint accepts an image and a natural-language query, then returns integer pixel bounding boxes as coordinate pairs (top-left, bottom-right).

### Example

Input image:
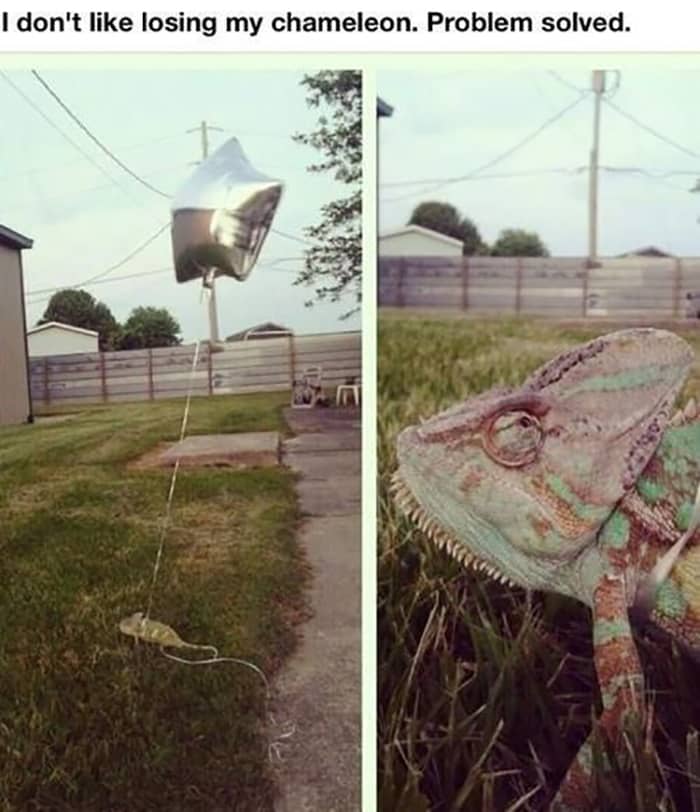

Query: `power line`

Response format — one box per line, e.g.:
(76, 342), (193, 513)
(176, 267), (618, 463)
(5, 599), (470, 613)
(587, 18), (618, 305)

(383, 95), (586, 202)
(80, 222), (171, 287)
(0, 70), (126, 191)
(603, 98), (700, 160)
(0, 132), (188, 186)
(27, 222), (171, 305)
(598, 165), (693, 192)
(271, 227), (311, 245)
(26, 267), (173, 302)
(547, 70), (589, 96)
(25, 257), (304, 306)
(379, 165), (700, 203)
(16, 73), (311, 251)
(382, 166), (586, 188)
(31, 69), (170, 198)
(6, 164), (187, 219)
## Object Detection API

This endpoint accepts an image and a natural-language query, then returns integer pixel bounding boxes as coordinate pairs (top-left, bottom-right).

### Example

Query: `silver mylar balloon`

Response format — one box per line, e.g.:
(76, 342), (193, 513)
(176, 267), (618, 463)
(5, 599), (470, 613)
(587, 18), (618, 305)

(171, 138), (283, 284)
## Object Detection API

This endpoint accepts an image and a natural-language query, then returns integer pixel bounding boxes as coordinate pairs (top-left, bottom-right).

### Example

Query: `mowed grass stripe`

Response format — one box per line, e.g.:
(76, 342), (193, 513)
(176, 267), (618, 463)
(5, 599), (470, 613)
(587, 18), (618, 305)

(0, 393), (306, 811)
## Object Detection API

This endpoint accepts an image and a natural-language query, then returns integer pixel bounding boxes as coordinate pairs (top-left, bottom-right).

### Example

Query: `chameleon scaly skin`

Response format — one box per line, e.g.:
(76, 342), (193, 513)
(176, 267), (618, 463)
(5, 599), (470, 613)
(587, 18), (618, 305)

(392, 328), (698, 810)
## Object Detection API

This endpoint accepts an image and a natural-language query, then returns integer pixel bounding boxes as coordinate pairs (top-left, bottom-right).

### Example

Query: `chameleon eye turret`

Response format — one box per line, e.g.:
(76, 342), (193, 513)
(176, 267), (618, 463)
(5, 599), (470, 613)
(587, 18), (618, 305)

(483, 409), (543, 467)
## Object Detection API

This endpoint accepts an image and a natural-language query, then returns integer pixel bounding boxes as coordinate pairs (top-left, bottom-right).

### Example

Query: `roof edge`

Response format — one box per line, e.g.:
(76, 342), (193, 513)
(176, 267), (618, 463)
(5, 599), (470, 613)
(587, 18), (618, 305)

(380, 224), (464, 247)
(0, 224), (33, 250)
(27, 321), (99, 338)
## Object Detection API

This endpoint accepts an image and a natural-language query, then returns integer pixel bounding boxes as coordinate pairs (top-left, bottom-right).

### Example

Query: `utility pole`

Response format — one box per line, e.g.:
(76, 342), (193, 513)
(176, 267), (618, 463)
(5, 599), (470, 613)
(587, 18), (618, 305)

(187, 120), (224, 343)
(588, 70), (605, 266)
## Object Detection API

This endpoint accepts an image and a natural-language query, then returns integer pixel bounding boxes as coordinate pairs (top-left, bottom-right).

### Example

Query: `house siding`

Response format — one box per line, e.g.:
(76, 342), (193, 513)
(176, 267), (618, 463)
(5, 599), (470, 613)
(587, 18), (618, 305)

(28, 327), (99, 357)
(0, 243), (32, 425)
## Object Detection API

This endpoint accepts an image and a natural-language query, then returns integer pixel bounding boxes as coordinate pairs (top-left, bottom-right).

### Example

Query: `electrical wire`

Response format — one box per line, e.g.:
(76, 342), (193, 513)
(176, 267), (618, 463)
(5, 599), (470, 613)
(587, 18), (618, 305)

(270, 227), (311, 245)
(7, 164), (188, 219)
(25, 267), (173, 298)
(0, 70), (126, 191)
(547, 70), (589, 96)
(23, 71), (312, 246)
(603, 98), (700, 160)
(0, 132), (187, 186)
(599, 166), (693, 192)
(31, 69), (171, 198)
(80, 222), (171, 287)
(25, 259), (304, 308)
(22, 221), (170, 309)
(382, 167), (587, 188)
(383, 95), (587, 202)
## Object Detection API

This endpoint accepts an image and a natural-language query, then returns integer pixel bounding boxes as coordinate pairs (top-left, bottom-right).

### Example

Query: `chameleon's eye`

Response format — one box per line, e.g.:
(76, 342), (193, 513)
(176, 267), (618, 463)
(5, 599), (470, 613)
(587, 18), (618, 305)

(483, 410), (543, 467)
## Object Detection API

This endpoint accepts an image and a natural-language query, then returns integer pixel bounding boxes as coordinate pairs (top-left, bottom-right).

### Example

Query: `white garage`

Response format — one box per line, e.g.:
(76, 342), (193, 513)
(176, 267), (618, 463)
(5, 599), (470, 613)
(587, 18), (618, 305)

(379, 224), (463, 257)
(27, 321), (99, 357)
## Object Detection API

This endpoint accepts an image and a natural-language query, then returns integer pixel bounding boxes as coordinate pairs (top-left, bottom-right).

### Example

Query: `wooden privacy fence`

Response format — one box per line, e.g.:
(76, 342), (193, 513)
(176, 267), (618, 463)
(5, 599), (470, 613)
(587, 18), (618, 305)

(29, 331), (361, 408)
(379, 256), (700, 319)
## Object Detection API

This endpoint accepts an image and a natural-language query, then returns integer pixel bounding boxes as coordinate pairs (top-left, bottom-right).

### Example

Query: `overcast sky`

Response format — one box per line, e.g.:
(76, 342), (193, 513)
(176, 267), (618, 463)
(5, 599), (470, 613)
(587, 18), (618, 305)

(0, 68), (360, 340)
(379, 68), (700, 256)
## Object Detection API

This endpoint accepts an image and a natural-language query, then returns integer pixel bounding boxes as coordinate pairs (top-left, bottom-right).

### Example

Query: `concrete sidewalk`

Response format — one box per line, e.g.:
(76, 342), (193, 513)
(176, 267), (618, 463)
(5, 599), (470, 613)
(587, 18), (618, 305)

(273, 407), (361, 812)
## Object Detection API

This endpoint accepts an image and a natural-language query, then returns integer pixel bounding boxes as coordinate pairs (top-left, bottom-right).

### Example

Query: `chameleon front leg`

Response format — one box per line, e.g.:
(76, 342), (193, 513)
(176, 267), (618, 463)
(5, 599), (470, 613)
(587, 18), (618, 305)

(550, 573), (644, 812)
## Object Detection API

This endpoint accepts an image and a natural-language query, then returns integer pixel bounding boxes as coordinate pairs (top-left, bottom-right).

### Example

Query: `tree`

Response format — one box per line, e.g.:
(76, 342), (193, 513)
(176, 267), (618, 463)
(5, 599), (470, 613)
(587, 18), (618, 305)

(409, 201), (485, 256)
(119, 306), (181, 350)
(40, 289), (121, 350)
(490, 228), (550, 257)
(293, 70), (362, 310)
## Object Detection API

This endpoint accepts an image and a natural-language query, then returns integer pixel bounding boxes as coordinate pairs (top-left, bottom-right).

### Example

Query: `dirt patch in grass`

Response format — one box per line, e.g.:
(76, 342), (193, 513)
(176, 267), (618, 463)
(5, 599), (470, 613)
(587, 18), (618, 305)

(129, 434), (281, 471)
(127, 441), (173, 470)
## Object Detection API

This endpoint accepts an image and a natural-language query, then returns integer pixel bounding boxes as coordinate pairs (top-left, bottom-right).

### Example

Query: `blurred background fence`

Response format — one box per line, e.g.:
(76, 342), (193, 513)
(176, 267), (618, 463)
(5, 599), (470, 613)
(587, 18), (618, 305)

(379, 256), (700, 319)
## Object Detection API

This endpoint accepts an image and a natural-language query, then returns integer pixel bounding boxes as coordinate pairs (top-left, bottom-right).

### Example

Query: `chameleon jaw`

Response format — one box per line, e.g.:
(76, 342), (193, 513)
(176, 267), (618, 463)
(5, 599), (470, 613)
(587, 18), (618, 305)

(390, 470), (517, 587)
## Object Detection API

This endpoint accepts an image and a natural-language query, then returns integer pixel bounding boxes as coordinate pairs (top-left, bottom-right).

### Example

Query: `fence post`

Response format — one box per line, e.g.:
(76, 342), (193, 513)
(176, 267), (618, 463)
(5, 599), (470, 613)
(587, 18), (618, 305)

(99, 353), (107, 403)
(461, 256), (470, 311)
(147, 348), (155, 400)
(287, 333), (296, 389)
(581, 262), (589, 318)
(206, 346), (213, 396)
(673, 258), (682, 318)
(397, 258), (406, 308)
(515, 258), (523, 315)
(43, 357), (50, 406)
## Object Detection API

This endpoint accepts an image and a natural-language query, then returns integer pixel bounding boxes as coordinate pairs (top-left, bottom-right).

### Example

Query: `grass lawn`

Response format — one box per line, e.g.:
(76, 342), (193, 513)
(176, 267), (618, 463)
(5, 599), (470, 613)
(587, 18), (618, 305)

(378, 315), (700, 812)
(0, 393), (306, 811)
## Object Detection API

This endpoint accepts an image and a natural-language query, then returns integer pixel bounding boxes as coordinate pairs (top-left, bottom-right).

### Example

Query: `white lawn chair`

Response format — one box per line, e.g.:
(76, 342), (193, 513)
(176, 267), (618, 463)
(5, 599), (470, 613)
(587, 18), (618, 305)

(335, 376), (361, 406)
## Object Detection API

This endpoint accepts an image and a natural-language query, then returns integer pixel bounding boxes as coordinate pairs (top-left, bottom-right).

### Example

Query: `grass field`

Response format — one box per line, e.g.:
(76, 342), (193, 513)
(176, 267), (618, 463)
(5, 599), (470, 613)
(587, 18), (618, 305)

(0, 393), (306, 811)
(378, 315), (700, 812)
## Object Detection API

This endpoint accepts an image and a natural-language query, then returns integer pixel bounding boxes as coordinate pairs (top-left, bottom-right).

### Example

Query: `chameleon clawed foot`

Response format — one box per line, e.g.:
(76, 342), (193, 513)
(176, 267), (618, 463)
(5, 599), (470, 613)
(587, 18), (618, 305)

(635, 480), (700, 619)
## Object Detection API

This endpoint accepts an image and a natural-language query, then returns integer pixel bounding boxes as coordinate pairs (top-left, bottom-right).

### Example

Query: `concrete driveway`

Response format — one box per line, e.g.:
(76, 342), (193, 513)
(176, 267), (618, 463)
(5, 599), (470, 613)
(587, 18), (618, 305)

(273, 406), (361, 812)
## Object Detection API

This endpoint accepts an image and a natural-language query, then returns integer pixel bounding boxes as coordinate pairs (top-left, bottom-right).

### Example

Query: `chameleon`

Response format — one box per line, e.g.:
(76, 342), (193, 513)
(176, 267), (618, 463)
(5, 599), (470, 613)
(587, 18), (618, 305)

(391, 327), (700, 811)
(119, 611), (218, 656)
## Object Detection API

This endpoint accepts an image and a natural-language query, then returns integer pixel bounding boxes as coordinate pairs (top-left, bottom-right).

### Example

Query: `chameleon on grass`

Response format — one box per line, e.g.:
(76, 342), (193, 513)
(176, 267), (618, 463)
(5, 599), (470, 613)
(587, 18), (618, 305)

(392, 328), (700, 811)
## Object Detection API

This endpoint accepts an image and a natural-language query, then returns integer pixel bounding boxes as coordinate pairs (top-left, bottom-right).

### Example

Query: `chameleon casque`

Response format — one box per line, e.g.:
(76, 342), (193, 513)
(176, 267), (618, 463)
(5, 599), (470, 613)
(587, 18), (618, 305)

(391, 328), (700, 811)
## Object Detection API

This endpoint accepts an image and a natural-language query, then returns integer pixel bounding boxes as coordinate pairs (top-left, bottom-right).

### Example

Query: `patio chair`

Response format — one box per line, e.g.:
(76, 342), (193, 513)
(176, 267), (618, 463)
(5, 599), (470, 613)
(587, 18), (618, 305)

(335, 376), (361, 406)
(291, 365), (324, 408)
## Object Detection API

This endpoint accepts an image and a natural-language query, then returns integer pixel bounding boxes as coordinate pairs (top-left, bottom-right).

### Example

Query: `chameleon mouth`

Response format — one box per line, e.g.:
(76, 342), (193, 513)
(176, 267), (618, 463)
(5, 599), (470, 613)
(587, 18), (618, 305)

(390, 469), (516, 587)
(670, 397), (698, 426)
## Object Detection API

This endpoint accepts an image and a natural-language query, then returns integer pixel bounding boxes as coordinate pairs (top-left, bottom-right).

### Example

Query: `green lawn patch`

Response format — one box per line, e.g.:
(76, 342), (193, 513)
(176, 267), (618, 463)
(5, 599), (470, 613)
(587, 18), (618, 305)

(0, 393), (306, 811)
(379, 316), (700, 812)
